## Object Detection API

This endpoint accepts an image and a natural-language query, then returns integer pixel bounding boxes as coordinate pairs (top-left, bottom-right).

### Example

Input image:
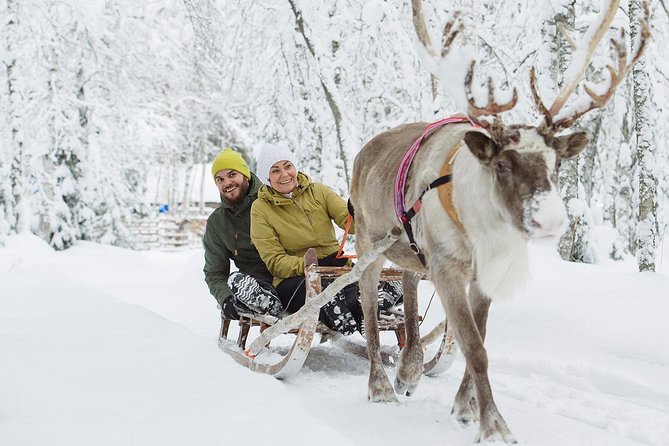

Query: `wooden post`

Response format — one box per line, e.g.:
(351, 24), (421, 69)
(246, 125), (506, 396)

(260, 322), (271, 348)
(304, 248), (323, 300)
(237, 318), (251, 349)
(395, 323), (407, 350)
(220, 317), (231, 339)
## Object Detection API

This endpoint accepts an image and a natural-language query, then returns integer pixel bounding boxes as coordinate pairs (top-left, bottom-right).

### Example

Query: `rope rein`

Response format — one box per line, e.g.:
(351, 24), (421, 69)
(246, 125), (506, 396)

(335, 214), (356, 259)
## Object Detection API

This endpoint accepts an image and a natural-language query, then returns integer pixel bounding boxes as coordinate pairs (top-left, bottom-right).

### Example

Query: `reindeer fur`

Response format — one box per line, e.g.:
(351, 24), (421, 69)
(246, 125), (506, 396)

(350, 120), (587, 443)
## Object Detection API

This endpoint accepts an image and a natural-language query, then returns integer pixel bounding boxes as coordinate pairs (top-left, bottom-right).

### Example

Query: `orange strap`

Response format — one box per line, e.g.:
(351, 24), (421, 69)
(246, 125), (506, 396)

(335, 214), (357, 259)
(437, 143), (465, 232)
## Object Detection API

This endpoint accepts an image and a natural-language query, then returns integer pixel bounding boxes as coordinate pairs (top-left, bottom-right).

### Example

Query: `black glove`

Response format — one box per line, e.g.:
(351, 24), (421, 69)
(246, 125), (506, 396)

(319, 252), (348, 267)
(220, 297), (240, 319)
(347, 198), (355, 218)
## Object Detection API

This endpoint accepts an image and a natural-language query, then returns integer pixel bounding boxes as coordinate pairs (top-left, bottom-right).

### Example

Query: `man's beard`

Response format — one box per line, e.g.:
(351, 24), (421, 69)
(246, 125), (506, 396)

(222, 178), (250, 206)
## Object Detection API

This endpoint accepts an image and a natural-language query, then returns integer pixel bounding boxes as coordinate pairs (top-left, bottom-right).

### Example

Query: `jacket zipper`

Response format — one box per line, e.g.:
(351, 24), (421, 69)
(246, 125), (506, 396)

(293, 197), (316, 234)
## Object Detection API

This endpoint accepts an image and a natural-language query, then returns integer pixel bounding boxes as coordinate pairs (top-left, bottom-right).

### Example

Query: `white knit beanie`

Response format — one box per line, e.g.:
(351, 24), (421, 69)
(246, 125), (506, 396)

(256, 143), (298, 182)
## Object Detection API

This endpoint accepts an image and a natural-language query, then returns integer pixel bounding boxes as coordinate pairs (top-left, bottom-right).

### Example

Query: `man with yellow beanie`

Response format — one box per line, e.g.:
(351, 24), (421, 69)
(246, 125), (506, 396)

(203, 148), (283, 321)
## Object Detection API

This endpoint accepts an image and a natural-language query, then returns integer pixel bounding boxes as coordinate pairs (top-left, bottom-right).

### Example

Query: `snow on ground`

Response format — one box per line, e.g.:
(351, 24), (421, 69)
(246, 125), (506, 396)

(1, 233), (668, 446)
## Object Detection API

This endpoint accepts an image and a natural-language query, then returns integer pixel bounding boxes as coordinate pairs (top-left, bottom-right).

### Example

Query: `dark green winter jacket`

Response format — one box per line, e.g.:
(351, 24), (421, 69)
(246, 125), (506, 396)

(203, 172), (271, 306)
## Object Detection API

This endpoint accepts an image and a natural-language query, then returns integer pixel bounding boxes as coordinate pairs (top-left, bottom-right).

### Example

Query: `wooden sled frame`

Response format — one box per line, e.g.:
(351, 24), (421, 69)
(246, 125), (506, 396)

(218, 245), (458, 379)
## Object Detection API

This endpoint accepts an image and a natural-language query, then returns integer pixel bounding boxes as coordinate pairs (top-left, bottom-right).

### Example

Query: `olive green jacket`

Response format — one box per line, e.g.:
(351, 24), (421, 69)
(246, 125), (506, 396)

(203, 172), (271, 306)
(251, 172), (354, 288)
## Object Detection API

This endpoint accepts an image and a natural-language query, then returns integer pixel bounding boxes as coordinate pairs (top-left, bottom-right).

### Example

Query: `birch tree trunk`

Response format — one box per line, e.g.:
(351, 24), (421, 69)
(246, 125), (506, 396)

(551, 1), (584, 262)
(630, 0), (657, 272)
(3, 0), (27, 234)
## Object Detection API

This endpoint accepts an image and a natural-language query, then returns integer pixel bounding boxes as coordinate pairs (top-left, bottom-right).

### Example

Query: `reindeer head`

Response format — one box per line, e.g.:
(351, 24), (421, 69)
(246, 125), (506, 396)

(458, 0), (648, 239)
(463, 125), (588, 238)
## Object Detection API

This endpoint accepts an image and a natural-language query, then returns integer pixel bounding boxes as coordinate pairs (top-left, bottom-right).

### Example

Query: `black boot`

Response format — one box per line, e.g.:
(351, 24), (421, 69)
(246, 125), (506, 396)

(378, 280), (403, 314)
(320, 293), (358, 336)
(341, 284), (364, 336)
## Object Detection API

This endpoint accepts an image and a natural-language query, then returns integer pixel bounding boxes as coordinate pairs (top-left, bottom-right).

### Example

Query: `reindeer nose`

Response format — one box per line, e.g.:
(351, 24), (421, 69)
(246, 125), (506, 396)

(529, 214), (567, 238)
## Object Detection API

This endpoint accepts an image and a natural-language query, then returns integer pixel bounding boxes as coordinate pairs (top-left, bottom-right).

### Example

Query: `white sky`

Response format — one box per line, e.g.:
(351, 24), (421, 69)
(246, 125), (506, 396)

(1, 233), (668, 446)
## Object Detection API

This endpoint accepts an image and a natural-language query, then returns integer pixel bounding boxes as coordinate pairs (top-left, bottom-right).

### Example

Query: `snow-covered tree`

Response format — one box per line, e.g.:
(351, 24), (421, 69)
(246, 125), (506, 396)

(630, 0), (656, 271)
(0, 0), (667, 260)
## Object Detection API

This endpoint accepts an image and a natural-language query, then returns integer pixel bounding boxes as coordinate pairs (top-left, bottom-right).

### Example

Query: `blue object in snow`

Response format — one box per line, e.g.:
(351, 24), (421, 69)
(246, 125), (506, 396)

(158, 204), (169, 214)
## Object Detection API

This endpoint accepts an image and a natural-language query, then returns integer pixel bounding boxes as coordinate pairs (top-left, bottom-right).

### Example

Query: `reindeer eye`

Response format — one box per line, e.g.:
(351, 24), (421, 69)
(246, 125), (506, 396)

(496, 160), (510, 173)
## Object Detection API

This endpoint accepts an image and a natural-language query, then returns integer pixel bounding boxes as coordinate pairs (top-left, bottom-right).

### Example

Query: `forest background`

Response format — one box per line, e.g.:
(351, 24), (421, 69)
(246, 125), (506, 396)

(1, 0), (667, 271)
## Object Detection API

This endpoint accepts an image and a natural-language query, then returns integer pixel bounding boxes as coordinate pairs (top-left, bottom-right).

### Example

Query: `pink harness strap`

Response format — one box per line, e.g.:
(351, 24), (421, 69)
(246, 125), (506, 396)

(393, 116), (479, 222)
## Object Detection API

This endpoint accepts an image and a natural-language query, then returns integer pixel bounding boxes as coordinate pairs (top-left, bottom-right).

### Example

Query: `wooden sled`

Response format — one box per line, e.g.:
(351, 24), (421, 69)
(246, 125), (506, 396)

(218, 247), (458, 378)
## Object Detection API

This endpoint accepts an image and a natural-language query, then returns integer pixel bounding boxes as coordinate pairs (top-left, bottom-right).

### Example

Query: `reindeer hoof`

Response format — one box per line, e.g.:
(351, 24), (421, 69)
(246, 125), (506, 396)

(394, 376), (419, 397)
(394, 343), (423, 397)
(455, 416), (474, 426)
(368, 374), (398, 403)
(476, 416), (517, 444)
(368, 386), (398, 403)
(476, 428), (517, 444)
(452, 396), (479, 424)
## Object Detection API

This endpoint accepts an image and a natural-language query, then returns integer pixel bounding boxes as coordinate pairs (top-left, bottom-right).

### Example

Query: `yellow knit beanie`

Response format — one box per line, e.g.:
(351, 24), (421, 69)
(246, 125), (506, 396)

(211, 148), (250, 180)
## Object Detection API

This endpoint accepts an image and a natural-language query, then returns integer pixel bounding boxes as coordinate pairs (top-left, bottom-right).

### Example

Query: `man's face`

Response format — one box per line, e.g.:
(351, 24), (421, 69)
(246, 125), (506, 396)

(214, 169), (250, 206)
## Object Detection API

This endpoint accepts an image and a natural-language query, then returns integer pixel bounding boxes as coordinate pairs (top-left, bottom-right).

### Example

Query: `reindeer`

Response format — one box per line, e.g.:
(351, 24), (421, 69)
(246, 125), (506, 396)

(350, 2), (648, 443)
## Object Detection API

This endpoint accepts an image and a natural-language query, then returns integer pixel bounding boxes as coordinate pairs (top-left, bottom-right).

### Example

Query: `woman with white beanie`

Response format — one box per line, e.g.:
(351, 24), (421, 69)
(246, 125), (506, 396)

(250, 144), (364, 335)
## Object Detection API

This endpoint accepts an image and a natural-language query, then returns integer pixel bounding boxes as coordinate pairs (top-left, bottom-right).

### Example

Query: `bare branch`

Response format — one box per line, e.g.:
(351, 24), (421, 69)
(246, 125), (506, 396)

(659, 0), (669, 19)
(556, 21), (577, 49)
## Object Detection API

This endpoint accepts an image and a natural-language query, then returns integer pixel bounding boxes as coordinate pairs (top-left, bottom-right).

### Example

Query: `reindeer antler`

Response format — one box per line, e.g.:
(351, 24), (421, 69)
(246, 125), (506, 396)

(535, 0), (650, 130)
(530, 66), (552, 127)
(466, 61), (519, 118)
(440, 11), (462, 57)
(553, 23), (649, 128)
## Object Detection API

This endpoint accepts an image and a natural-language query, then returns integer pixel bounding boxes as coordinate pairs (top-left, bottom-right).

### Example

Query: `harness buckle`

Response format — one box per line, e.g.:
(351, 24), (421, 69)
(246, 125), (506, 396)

(409, 242), (421, 255)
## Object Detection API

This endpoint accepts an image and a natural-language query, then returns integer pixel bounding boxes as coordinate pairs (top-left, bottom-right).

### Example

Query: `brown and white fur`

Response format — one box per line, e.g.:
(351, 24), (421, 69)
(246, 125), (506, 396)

(350, 121), (588, 443)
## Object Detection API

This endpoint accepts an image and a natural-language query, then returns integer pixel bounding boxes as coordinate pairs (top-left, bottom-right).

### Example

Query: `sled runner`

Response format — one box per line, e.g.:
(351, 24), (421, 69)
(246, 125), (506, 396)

(218, 239), (457, 379)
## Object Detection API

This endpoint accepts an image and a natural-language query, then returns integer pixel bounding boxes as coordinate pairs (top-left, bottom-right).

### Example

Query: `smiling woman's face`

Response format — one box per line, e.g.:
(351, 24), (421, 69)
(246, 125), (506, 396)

(268, 160), (298, 194)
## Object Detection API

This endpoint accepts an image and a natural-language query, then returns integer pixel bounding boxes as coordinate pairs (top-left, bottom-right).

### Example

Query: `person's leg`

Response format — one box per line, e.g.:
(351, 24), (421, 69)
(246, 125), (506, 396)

(278, 276), (357, 334)
(341, 283), (364, 334)
(378, 280), (404, 313)
(228, 271), (284, 317)
(276, 276), (306, 314)
(321, 279), (360, 336)
(250, 272), (276, 293)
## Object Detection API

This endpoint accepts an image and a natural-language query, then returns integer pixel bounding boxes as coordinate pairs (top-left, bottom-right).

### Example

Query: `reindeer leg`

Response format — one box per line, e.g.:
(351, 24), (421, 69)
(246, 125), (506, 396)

(452, 280), (491, 423)
(434, 274), (516, 444)
(394, 270), (423, 396)
(359, 250), (397, 403)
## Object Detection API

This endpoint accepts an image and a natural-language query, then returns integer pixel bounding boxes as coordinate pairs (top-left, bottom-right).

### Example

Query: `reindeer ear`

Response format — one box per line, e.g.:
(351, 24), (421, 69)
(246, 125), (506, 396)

(464, 131), (499, 163)
(553, 132), (588, 159)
